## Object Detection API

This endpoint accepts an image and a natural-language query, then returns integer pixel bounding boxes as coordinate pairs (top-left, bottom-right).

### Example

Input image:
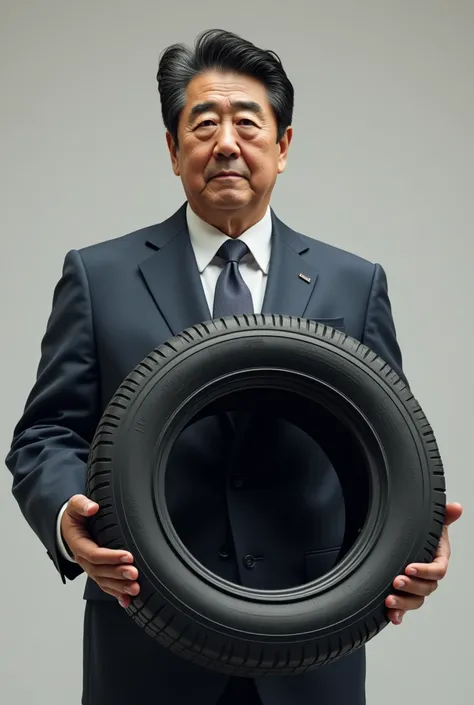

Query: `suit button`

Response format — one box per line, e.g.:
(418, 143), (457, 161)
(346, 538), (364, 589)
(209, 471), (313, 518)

(219, 546), (230, 560)
(243, 554), (256, 570)
(231, 474), (244, 489)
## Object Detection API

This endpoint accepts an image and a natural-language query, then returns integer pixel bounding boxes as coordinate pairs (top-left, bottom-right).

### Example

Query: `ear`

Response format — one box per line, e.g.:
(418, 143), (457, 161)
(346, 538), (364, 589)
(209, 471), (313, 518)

(166, 131), (180, 176)
(277, 127), (293, 174)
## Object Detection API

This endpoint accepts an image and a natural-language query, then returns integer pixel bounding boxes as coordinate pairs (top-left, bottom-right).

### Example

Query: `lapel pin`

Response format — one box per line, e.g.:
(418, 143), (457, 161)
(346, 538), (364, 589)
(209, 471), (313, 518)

(298, 273), (311, 284)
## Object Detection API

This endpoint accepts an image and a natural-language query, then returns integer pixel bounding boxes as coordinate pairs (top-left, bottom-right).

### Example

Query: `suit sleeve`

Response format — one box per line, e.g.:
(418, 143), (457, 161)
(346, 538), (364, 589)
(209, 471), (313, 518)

(361, 263), (409, 388)
(4, 249), (101, 582)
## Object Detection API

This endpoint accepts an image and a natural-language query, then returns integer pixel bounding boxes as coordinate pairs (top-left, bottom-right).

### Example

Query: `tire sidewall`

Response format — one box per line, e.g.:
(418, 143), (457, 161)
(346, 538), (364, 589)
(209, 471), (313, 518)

(106, 329), (431, 642)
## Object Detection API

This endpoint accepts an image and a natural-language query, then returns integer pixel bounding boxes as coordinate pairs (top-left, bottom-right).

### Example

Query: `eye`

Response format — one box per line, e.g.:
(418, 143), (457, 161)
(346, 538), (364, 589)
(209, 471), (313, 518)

(196, 119), (216, 128)
(238, 118), (257, 126)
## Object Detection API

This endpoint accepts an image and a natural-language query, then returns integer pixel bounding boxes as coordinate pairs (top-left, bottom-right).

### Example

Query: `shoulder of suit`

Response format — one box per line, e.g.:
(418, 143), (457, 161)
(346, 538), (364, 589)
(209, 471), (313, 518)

(74, 215), (181, 274)
(72, 205), (186, 265)
(290, 227), (377, 273)
(77, 224), (156, 257)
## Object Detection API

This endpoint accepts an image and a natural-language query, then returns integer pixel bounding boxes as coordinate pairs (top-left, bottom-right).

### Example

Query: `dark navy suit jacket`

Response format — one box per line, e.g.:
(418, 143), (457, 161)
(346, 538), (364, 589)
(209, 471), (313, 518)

(5, 203), (406, 704)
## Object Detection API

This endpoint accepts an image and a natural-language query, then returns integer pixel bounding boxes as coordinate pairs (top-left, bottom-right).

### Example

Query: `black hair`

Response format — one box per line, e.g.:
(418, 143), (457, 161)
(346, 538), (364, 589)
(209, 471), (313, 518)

(156, 29), (294, 145)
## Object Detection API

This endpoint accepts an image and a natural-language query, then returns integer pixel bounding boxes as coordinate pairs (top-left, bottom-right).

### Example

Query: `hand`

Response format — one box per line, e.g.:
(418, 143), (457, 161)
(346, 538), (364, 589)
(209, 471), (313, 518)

(61, 494), (140, 608)
(386, 502), (463, 625)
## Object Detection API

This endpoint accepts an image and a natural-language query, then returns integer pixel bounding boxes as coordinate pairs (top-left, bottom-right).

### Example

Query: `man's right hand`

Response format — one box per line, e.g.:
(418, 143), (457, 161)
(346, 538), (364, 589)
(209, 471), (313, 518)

(60, 494), (140, 608)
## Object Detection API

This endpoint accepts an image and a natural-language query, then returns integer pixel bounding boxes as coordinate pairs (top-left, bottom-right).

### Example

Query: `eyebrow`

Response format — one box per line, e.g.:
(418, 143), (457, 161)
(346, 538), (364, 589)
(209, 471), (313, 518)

(188, 100), (263, 124)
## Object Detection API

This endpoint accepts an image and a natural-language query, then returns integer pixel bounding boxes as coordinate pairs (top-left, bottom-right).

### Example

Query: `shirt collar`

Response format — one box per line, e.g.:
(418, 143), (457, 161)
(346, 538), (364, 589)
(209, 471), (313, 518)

(186, 203), (272, 274)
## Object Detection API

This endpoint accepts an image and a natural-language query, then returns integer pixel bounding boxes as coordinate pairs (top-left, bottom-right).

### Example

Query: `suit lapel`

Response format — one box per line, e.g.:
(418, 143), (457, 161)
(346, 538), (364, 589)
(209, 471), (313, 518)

(262, 212), (318, 318)
(138, 204), (319, 335)
(138, 205), (211, 336)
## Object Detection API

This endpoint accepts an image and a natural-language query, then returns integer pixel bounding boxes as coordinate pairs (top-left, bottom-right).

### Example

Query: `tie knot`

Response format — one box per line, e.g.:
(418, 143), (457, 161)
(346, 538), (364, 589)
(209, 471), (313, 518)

(216, 239), (250, 264)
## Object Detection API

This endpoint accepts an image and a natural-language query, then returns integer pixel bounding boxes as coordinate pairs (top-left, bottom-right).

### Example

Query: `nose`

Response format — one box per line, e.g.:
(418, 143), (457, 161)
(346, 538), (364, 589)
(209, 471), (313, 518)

(213, 121), (241, 160)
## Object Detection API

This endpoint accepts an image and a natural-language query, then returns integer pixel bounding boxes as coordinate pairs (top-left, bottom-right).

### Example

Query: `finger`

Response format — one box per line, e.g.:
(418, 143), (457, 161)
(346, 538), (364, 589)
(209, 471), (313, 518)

(101, 586), (125, 601)
(74, 539), (134, 566)
(67, 494), (100, 519)
(393, 576), (438, 597)
(82, 562), (139, 582)
(386, 594), (424, 611)
(444, 502), (463, 527)
(387, 609), (406, 625)
(404, 557), (448, 582)
(97, 577), (140, 598)
(77, 577), (131, 607)
(94, 585), (131, 608)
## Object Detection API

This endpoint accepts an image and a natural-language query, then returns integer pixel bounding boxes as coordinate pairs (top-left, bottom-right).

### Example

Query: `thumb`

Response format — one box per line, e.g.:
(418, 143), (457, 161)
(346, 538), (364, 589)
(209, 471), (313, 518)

(444, 502), (463, 527)
(67, 494), (99, 520)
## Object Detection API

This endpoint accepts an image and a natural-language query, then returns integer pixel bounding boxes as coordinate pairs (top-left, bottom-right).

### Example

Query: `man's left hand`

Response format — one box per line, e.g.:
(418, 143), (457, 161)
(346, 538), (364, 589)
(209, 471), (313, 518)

(386, 502), (463, 625)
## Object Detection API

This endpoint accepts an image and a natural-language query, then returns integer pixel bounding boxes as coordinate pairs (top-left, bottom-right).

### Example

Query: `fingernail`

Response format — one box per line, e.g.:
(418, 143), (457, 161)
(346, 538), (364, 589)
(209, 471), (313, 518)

(396, 579), (406, 588)
(406, 568), (417, 576)
(118, 598), (127, 608)
(388, 597), (397, 607)
(122, 570), (135, 580)
(121, 554), (133, 563)
(85, 502), (95, 512)
(393, 612), (403, 624)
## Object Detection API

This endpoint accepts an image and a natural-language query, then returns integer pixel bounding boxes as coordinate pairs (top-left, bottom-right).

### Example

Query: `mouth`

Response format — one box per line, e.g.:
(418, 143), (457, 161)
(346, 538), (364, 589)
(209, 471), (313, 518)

(211, 172), (244, 180)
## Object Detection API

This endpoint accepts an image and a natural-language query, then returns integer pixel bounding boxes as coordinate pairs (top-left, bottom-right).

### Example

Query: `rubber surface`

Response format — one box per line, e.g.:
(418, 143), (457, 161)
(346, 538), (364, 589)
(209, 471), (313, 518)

(85, 315), (446, 676)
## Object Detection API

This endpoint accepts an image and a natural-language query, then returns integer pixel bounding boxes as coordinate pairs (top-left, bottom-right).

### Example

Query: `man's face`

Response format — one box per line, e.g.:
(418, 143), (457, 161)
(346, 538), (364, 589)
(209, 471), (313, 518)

(166, 70), (292, 222)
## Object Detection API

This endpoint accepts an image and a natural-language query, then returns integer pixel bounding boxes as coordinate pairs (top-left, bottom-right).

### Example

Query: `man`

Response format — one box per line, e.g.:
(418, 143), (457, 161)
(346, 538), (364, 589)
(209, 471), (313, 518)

(5, 28), (461, 705)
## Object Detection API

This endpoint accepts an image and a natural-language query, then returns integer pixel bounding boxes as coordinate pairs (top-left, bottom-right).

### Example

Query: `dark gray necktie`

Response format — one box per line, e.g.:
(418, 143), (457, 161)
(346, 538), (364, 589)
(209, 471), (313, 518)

(212, 239), (254, 318)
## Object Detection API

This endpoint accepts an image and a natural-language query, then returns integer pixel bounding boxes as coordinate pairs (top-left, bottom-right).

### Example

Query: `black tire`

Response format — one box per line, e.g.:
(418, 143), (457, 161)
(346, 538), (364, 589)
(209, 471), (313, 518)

(85, 315), (446, 677)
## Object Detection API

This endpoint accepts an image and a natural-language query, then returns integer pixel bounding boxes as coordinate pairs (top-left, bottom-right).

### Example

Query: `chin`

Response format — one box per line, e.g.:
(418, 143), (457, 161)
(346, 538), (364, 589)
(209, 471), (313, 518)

(211, 199), (251, 211)
(208, 191), (251, 208)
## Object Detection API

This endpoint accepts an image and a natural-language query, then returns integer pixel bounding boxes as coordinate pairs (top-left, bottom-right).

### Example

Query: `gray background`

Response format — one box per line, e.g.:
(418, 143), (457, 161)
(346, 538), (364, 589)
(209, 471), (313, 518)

(1, 1), (472, 703)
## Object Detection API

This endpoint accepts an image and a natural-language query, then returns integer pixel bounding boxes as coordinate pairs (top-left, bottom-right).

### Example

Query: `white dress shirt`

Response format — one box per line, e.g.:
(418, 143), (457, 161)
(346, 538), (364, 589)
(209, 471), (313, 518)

(186, 203), (272, 315)
(56, 204), (273, 562)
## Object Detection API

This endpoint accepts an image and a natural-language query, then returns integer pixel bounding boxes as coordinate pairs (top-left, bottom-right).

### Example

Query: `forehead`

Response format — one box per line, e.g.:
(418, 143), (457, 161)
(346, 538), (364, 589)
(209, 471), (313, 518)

(183, 70), (272, 112)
